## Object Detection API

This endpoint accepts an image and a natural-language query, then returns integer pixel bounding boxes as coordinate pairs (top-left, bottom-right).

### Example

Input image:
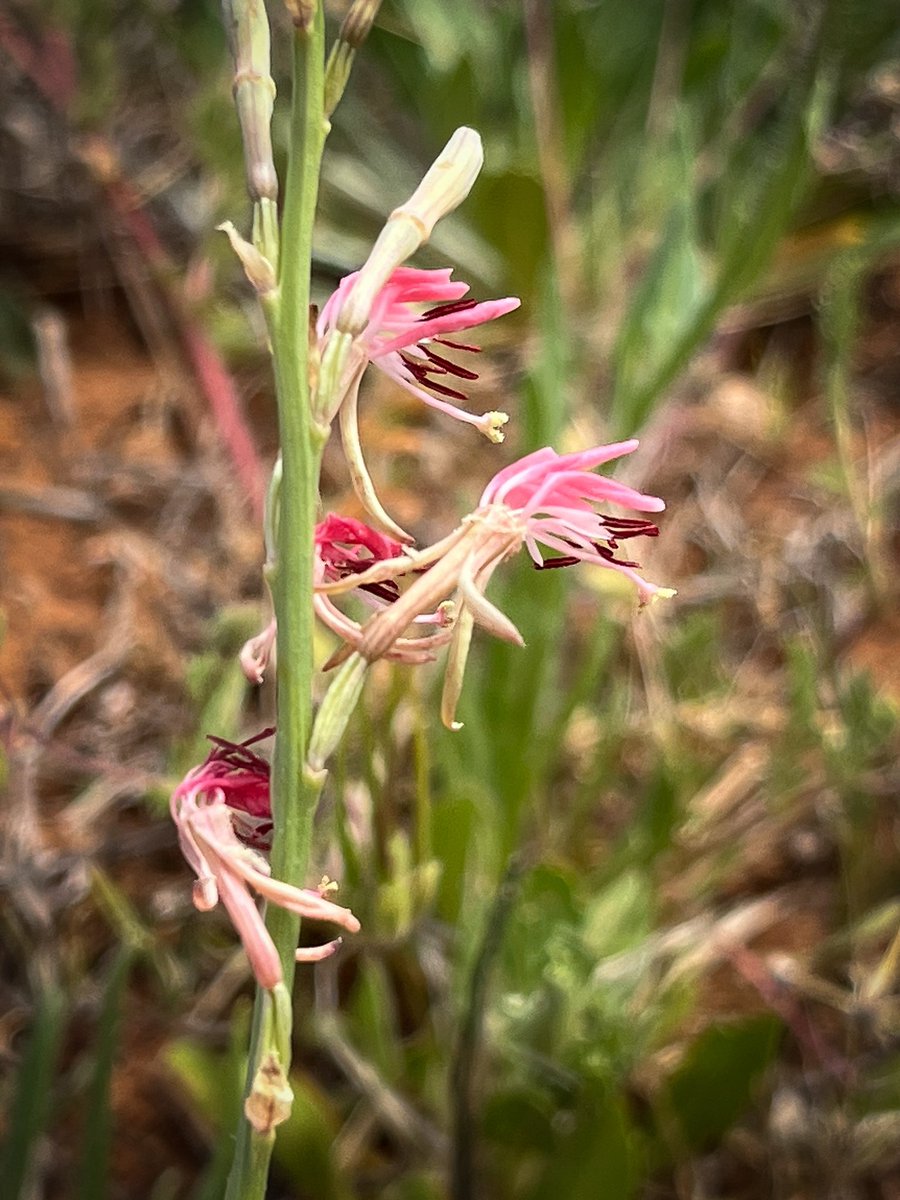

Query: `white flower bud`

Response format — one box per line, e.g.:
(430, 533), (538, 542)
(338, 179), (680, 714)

(336, 127), (484, 336)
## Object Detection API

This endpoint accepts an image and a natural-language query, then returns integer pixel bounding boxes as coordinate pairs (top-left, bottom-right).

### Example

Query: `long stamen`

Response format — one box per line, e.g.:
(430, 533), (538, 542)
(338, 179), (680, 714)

(399, 353), (469, 400)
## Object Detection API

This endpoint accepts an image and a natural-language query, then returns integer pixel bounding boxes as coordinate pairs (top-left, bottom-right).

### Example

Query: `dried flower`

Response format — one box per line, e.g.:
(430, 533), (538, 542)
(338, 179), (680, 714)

(313, 514), (454, 664)
(171, 731), (360, 989)
(317, 439), (673, 727)
(240, 618), (277, 684)
(241, 514), (454, 686)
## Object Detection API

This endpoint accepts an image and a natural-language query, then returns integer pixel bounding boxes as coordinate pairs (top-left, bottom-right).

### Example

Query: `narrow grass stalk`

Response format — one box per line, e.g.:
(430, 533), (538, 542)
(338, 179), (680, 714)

(0, 984), (67, 1199)
(76, 948), (134, 1200)
(224, 7), (327, 1198)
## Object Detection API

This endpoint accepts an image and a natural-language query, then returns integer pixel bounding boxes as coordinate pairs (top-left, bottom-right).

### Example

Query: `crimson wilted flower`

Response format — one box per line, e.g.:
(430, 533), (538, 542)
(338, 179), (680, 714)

(241, 516), (454, 680)
(313, 513), (453, 665)
(316, 514), (406, 604)
(171, 731), (360, 989)
(185, 729), (275, 849)
(317, 439), (673, 726)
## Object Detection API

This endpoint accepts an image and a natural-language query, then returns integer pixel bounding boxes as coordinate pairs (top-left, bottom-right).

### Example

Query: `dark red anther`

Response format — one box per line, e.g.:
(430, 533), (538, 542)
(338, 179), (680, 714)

(422, 346), (479, 380)
(434, 338), (481, 353)
(399, 353), (468, 400)
(419, 298), (480, 320)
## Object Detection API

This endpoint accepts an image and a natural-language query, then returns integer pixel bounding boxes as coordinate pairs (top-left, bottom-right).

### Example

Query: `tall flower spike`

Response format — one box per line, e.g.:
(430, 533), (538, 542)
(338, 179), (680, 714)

(316, 440), (673, 727)
(171, 732), (360, 988)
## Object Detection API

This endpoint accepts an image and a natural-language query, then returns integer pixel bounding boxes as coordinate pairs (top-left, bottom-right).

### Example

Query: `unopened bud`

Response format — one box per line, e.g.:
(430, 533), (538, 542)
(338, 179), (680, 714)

(324, 1), (383, 117)
(396, 126), (483, 240)
(308, 652), (368, 770)
(336, 128), (484, 336)
(222, 0), (278, 203)
(244, 1051), (293, 1135)
(218, 221), (276, 294)
(341, 0), (381, 48)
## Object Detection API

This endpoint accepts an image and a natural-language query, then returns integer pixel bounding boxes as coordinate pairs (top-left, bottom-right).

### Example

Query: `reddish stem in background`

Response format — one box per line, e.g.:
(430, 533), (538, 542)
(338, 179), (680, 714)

(0, 12), (266, 520)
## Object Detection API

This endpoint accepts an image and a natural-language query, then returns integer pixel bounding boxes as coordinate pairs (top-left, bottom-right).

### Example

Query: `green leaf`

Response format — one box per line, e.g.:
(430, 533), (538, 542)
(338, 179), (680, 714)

(581, 870), (653, 960)
(271, 1073), (352, 1200)
(662, 1015), (782, 1152)
(529, 1084), (639, 1200)
(347, 954), (404, 1083)
(611, 146), (707, 430)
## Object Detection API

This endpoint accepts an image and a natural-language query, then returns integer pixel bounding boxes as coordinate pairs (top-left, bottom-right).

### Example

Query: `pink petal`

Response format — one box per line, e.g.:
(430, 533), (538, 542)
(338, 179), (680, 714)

(374, 296), (520, 356)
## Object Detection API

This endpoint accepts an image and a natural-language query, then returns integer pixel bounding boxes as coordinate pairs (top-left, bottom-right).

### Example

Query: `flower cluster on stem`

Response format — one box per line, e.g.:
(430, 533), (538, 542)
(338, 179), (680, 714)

(174, 10), (674, 1194)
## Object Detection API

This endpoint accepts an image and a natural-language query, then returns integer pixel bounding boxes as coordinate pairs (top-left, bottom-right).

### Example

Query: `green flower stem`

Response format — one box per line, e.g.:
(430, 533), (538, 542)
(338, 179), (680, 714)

(225, 8), (327, 1199)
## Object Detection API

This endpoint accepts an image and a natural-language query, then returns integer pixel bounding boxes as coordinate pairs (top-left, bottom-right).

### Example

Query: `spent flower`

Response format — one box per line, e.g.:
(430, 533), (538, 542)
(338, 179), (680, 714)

(171, 731), (360, 989)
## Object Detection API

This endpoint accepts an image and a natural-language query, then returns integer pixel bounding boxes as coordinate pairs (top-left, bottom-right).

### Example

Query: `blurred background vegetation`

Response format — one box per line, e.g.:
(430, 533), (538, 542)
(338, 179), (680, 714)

(1, 1), (899, 1198)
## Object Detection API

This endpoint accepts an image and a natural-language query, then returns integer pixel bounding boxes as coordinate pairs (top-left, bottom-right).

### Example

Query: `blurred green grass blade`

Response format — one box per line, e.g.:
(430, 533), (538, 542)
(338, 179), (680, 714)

(611, 123), (707, 431)
(522, 268), (571, 448)
(611, 30), (834, 433)
(0, 985), (67, 1199)
(90, 867), (183, 996)
(181, 1006), (248, 1200)
(347, 955), (404, 1082)
(76, 948), (134, 1200)
(433, 791), (478, 925)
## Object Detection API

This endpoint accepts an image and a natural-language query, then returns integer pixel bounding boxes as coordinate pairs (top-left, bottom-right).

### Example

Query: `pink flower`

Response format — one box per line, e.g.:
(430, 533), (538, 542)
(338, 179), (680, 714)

(317, 439), (673, 725)
(477, 440), (670, 603)
(318, 267), (519, 440)
(316, 514), (406, 606)
(316, 267), (519, 541)
(171, 731), (360, 989)
(182, 729), (275, 849)
(242, 517), (454, 678)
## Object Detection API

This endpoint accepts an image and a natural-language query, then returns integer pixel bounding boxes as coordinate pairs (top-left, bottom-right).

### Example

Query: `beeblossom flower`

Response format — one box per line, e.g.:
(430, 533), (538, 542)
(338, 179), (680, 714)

(308, 127), (518, 542)
(317, 267), (519, 542)
(332, 127), (486, 339)
(317, 266), (519, 439)
(171, 731), (360, 989)
(316, 439), (673, 727)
